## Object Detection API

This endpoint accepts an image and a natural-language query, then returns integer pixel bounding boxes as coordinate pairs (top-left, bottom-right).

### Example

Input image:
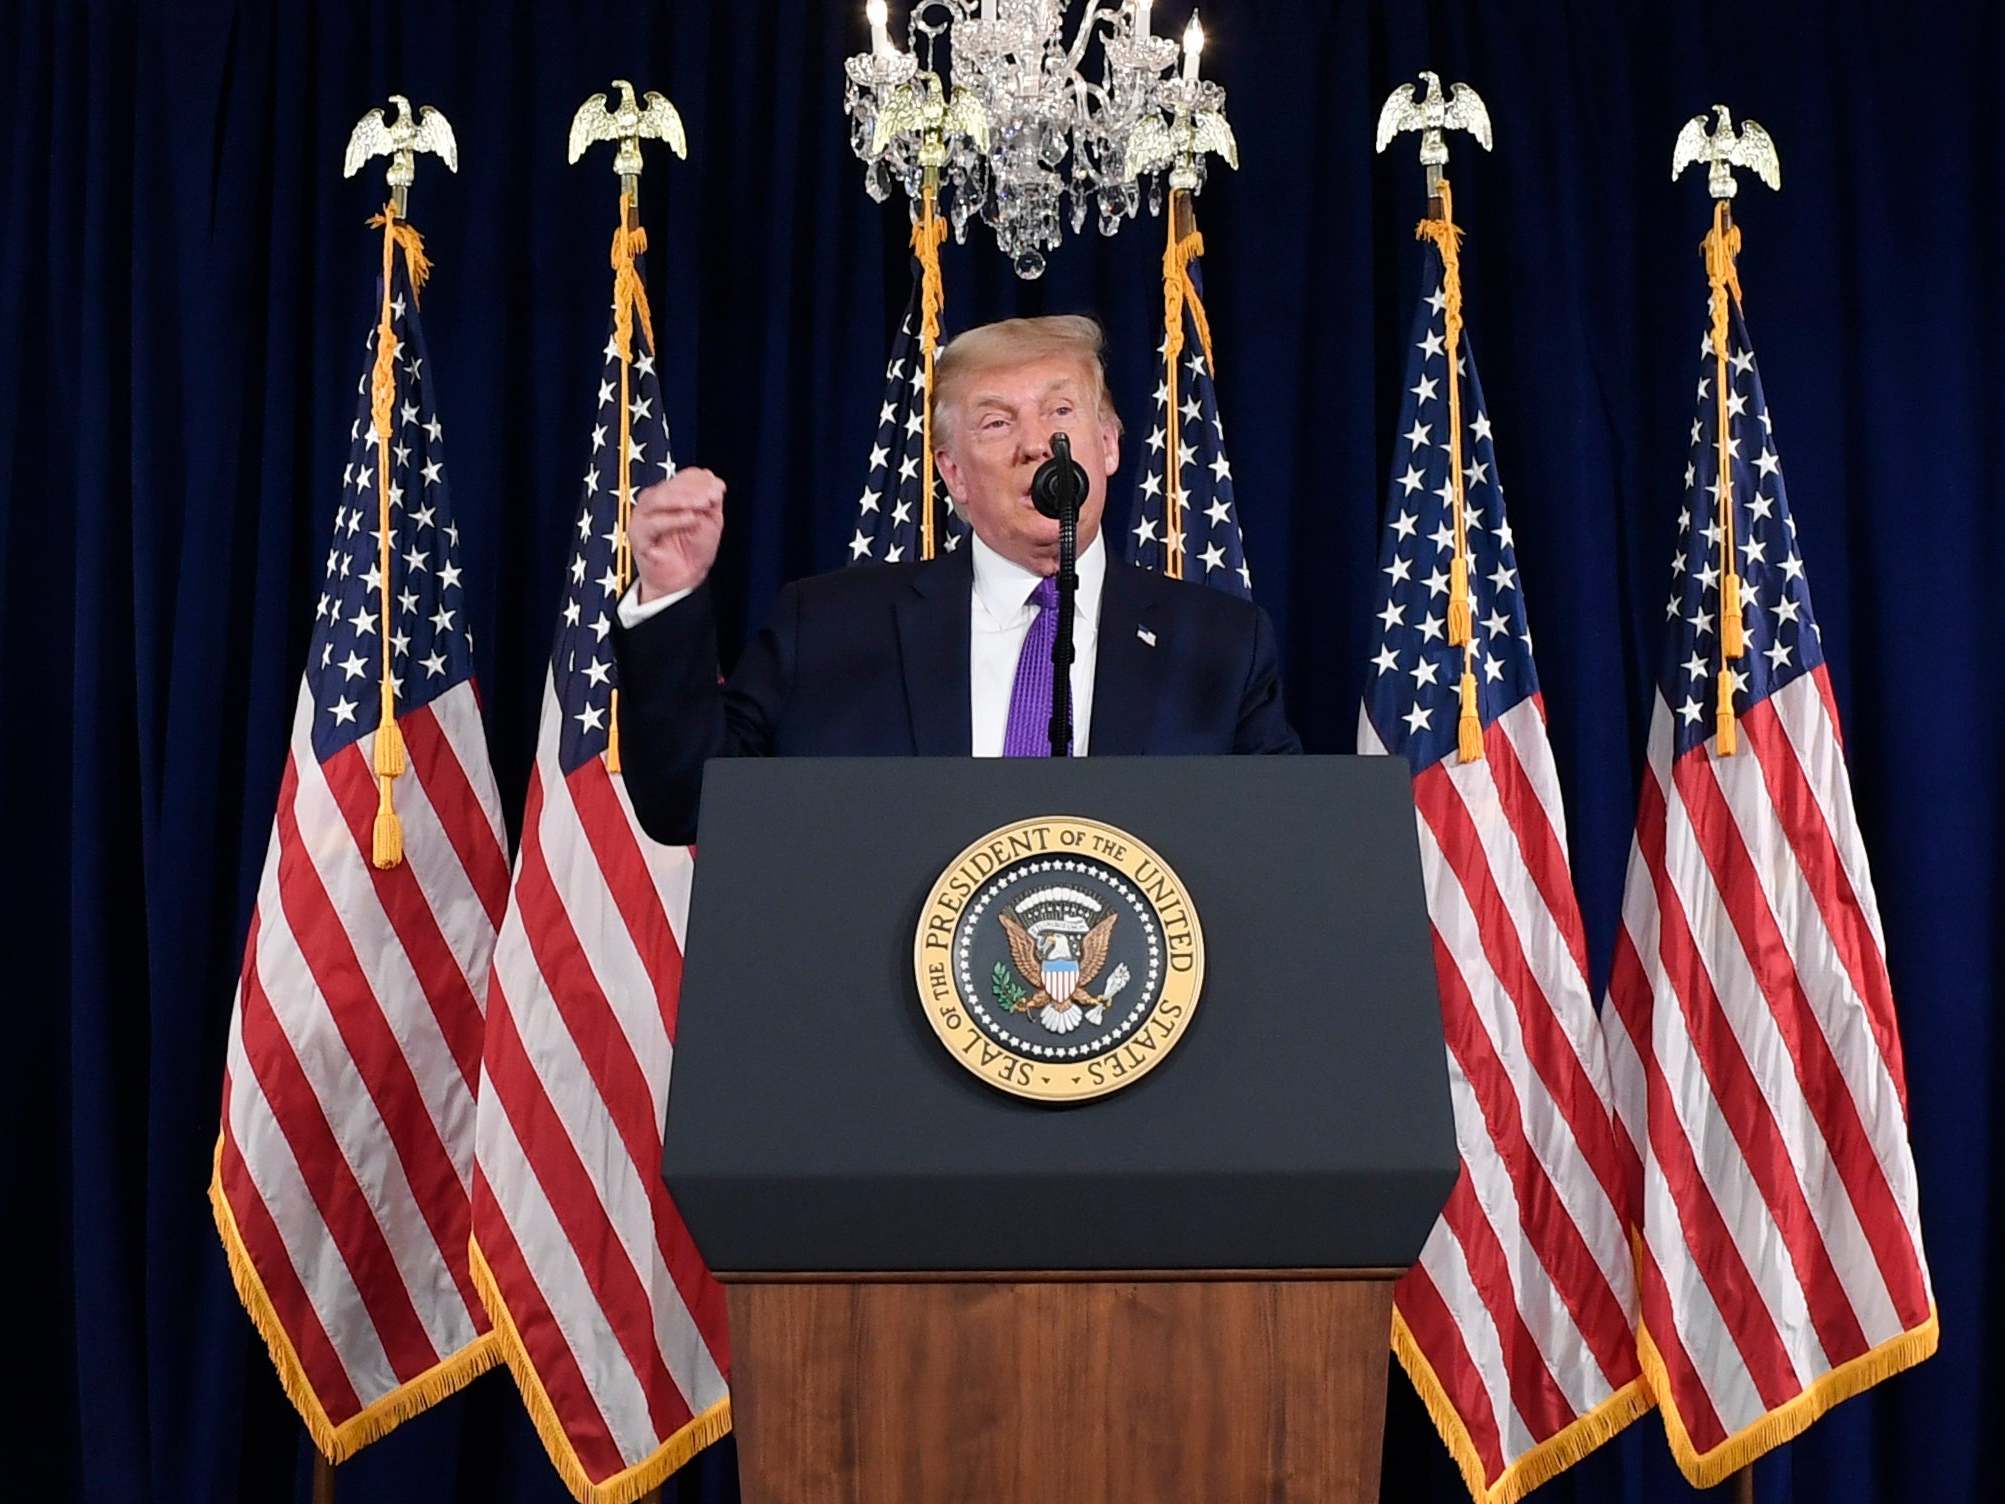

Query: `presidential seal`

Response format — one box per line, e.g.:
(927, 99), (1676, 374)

(913, 816), (1204, 1102)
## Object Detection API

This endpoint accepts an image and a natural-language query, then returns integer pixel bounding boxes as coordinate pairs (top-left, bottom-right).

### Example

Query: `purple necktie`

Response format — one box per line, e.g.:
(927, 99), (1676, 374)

(1002, 577), (1068, 757)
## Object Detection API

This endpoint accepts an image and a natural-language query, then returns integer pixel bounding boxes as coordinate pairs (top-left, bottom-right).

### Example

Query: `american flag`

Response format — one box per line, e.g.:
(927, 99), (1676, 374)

(1126, 210), (1249, 598)
(1601, 285), (1935, 1485)
(210, 233), (511, 1458)
(1358, 241), (1648, 1502)
(469, 244), (731, 1502)
(847, 259), (965, 565)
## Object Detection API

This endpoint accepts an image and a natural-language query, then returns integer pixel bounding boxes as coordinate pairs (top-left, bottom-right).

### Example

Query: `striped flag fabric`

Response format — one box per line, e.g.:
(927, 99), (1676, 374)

(1601, 260), (1936, 1486)
(1359, 234), (1649, 1503)
(1126, 196), (1250, 597)
(468, 227), (731, 1503)
(210, 223), (510, 1458)
(846, 254), (966, 566)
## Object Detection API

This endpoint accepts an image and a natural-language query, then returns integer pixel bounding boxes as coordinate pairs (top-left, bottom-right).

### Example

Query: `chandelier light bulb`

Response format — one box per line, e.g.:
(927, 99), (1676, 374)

(867, 0), (893, 59)
(1181, 13), (1204, 82)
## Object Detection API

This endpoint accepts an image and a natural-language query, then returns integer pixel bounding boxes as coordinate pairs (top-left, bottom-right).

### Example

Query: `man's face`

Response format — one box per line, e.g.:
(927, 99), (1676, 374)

(934, 353), (1121, 576)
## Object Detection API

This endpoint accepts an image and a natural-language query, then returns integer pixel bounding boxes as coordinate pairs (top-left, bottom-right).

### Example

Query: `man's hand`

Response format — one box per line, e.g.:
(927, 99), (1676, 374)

(632, 467), (726, 602)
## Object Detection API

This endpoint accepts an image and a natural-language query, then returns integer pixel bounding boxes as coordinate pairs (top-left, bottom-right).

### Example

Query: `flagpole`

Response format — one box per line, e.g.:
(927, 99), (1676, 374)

(312, 1452), (336, 1504)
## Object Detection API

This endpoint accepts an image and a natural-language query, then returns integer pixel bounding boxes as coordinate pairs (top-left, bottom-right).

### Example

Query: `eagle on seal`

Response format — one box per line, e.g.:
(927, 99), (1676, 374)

(998, 911), (1123, 1035)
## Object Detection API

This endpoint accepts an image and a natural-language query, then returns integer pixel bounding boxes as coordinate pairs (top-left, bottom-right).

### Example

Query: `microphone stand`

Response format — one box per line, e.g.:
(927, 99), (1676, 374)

(1030, 432), (1089, 758)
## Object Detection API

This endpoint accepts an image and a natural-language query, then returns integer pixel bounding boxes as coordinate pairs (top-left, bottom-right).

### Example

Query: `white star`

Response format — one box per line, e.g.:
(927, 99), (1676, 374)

(1742, 536), (1768, 568)
(629, 439), (647, 467)
(1398, 465), (1425, 496)
(1419, 330), (1445, 360)
(432, 605), (456, 633)
(439, 561), (461, 591)
(336, 650), (367, 681)
(583, 467), (600, 495)
(1764, 638), (1792, 672)
(411, 503), (436, 531)
(868, 443), (889, 471)
(1748, 492), (1775, 522)
(1471, 412), (1493, 443)
(1391, 509), (1419, 540)
(1726, 389), (1748, 418)
(570, 554), (587, 585)
(355, 465), (372, 493)
(1480, 609), (1509, 639)
(1425, 287), (1449, 315)
(603, 333), (622, 362)
(859, 487), (881, 514)
(1410, 374), (1439, 405)
(424, 415), (443, 443)
(631, 395), (656, 423)
(1405, 420), (1432, 450)
(1373, 643), (1401, 675)
(596, 566), (621, 597)
(1684, 461), (1697, 490)
(1200, 542), (1226, 571)
(1754, 448), (1781, 480)
(1774, 596), (1802, 625)
(1403, 702), (1434, 734)
(400, 400), (419, 427)
(319, 641), (332, 668)
(885, 542), (905, 563)
(1206, 496), (1232, 527)
(879, 402), (897, 426)
(421, 459), (442, 486)
(1139, 471), (1162, 499)
(1692, 606), (1714, 636)
(897, 453), (919, 482)
(1146, 425), (1166, 454)
(329, 696), (358, 725)
(849, 529), (873, 561)
(349, 604), (376, 635)
(1421, 566), (1450, 599)
(1410, 657), (1440, 689)
(1683, 649), (1709, 681)
(1418, 614), (1445, 643)
(1678, 696), (1703, 726)
(1730, 349), (1754, 376)
(1209, 452), (1232, 483)
(891, 499), (912, 526)
(562, 599), (581, 627)
(402, 546), (428, 573)
(1385, 554), (1414, 585)
(635, 350), (656, 378)
(598, 379), (615, 408)
(1494, 518), (1514, 548)
(392, 440), (410, 468)
(389, 630), (408, 659)
(1483, 654), (1504, 683)
(589, 612), (610, 642)
(1133, 516), (1160, 545)
(1376, 601), (1406, 631)
(1429, 521), (1457, 553)
(904, 410), (924, 436)
(1464, 458), (1489, 487)
(576, 703), (607, 733)
(591, 424), (608, 453)
(1185, 349), (1207, 378)
(421, 650), (448, 678)
(583, 657), (612, 687)
(1697, 560), (1720, 590)
(1696, 375), (1711, 402)
(1666, 592), (1683, 620)
(1780, 554), (1805, 582)
(398, 588), (418, 615)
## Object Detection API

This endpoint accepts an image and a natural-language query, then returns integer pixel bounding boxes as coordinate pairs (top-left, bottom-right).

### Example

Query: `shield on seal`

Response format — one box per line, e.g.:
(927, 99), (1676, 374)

(1041, 953), (1079, 1004)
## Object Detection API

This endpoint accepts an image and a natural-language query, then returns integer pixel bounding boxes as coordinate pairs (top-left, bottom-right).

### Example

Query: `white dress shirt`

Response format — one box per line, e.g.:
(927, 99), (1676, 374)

(616, 530), (1106, 755)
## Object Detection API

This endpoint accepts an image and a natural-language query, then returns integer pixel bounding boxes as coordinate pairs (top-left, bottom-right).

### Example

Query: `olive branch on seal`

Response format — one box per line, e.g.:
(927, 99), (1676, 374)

(990, 961), (1033, 1014)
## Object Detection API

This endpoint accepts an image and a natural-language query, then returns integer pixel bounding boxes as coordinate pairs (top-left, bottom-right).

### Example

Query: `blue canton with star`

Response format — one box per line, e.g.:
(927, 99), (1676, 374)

(307, 250), (473, 763)
(1126, 259), (1250, 598)
(849, 260), (966, 566)
(1660, 300), (1823, 757)
(1363, 247), (1536, 771)
(554, 291), (679, 774)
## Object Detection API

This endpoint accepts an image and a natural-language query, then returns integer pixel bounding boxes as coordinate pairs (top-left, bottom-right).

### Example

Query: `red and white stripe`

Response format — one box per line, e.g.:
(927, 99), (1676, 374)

(212, 679), (509, 1455)
(1362, 696), (1649, 1503)
(471, 681), (730, 1503)
(1602, 669), (1934, 1485)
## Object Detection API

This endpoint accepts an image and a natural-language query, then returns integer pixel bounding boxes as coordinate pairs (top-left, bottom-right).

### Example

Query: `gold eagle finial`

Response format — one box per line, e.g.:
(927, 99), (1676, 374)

(343, 95), (457, 214)
(569, 79), (687, 201)
(1673, 105), (1781, 200)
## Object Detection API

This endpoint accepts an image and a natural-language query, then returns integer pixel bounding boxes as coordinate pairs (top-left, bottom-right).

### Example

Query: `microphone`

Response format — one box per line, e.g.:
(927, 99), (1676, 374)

(1028, 432), (1088, 758)
(1030, 432), (1090, 519)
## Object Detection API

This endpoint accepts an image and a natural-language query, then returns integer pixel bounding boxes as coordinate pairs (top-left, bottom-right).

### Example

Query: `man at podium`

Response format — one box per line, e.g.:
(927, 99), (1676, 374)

(612, 314), (1299, 845)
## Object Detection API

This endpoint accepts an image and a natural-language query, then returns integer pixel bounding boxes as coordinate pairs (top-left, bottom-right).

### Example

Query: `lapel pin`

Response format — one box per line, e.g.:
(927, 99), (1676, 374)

(1137, 626), (1157, 648)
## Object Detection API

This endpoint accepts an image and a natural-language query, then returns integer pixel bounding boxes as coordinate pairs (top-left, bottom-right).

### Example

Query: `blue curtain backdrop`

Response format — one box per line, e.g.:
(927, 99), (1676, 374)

(5, 1), (1998, 1500)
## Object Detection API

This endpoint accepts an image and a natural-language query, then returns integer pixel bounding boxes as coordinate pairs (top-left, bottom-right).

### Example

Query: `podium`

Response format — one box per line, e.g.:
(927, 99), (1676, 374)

(663, 757), (1456, 1503)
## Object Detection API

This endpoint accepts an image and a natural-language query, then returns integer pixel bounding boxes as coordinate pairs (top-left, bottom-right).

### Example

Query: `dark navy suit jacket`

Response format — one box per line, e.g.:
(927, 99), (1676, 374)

(612, 545), (1301, 845)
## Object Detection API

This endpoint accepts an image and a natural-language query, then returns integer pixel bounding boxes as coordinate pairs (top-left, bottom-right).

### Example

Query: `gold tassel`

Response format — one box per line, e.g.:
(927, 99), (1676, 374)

(913, 191), (947, 559)
(1720, 570), (1745, 660)
(1448, 556), (1472, 646)
(606, 688), (623, 775)
(373, 685), (406, 778)
(1457, 667), (1484, 763)
(1715, 668), (1738, 756)
(372, 773), (404, 868)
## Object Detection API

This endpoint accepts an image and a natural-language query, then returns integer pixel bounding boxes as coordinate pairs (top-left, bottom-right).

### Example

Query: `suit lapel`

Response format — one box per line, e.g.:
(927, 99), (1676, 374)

(894, 547), (974, 755)
(1088, 558), (1167, 755)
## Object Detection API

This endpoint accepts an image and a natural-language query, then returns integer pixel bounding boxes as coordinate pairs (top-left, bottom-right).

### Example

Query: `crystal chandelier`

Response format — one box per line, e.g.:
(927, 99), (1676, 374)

(844, 2), (1230, 279)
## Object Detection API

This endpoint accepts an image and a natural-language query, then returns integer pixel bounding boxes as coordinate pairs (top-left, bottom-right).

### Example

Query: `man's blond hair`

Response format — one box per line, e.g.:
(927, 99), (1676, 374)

(931, 314), (1122, 439)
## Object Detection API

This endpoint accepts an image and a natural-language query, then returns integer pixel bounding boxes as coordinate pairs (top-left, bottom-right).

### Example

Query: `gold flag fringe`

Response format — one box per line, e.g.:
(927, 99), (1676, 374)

(1634, 1308), (1939, 1488)
(1393, 1304), (1653, 1504)
(913, 195), (948, 561)
(208, 1138), (499, 1460)
(469, 1236), (732, 1504)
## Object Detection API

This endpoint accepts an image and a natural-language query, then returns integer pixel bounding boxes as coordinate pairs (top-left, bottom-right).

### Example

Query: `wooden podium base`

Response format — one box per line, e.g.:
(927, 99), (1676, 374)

(723, 1269), (1398, 1504)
